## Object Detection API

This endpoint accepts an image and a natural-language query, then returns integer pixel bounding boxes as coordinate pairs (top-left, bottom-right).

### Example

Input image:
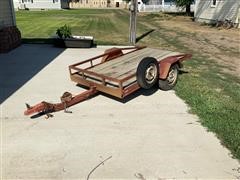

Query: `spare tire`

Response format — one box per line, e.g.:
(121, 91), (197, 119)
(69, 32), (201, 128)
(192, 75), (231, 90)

(136, 57), (159, 89)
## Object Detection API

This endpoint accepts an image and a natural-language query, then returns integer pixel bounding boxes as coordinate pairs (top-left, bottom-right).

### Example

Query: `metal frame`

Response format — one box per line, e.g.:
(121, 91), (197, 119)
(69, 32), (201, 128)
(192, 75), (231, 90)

(69, 46), (192, 99)
(24, 87), (97, 116)
(24, 46), (192, 117)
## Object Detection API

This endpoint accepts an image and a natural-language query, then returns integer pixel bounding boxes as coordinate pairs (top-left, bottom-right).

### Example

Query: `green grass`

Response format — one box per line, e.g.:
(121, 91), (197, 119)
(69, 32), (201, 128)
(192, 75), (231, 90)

(16, 9), (240, 159)
(176, 58), (240, 158)
(16, 9), (132, 44)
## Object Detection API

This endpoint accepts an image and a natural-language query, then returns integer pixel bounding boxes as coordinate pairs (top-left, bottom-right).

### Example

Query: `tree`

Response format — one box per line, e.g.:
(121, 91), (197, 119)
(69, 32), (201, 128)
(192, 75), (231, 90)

(174, 0), (194, 16)
(142, 0), (150, 4)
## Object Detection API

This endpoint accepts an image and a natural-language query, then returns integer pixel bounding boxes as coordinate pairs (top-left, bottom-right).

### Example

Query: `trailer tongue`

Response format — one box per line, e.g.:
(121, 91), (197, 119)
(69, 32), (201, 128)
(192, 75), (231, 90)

(24, 87), (97, 118)
(24, 46), (191, 118)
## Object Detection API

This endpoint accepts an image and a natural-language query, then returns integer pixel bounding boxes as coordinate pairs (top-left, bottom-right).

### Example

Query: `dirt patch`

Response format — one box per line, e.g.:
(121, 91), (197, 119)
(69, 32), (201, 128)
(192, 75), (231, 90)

(155, 16), (240, 76)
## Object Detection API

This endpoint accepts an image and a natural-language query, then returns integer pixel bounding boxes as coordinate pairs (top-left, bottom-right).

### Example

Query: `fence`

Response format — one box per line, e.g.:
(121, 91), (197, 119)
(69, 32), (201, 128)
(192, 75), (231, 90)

(140, 4), (195, 13)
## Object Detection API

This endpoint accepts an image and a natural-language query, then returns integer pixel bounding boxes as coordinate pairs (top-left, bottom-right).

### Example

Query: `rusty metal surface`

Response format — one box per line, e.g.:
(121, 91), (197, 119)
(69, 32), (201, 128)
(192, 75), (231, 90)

(24, 87), (97, 116)
(69, 46), (144, 68)
(70, 74), (123, 98)
(101, 47), (124, 63)
(24, 47), (191, 117)
(69, 47), (191, 99)
(159, 54), (192, 79)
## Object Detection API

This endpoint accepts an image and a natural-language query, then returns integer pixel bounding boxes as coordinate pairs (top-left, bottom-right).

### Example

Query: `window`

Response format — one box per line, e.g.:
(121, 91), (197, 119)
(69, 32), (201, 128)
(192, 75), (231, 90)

(53, 0), (59, 3)
(23, 0), (33, 3)
(211, 0), (217, 7)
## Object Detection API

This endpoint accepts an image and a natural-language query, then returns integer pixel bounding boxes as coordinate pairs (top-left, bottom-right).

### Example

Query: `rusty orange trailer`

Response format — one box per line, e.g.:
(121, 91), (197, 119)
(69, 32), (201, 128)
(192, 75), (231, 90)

(24, 46), (191, 117)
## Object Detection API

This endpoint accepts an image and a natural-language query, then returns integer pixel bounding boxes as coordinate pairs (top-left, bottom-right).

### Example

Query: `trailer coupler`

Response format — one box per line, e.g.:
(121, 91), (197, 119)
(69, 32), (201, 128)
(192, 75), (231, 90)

(24, 87), (97, 118)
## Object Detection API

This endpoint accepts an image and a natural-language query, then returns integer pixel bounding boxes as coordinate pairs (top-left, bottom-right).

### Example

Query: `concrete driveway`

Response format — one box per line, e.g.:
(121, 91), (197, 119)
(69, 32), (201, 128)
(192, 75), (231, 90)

(1, 44), (239, 179)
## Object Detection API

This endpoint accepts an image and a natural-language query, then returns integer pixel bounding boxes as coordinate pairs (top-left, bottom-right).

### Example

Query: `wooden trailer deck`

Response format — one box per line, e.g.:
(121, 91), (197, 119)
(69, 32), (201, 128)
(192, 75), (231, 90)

(69, 47), (188, 98)
(90, 47), (181, 80)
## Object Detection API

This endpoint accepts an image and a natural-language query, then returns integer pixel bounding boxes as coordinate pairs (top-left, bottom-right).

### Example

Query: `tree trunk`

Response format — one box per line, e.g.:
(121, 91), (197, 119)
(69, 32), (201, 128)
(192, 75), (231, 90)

(186, 4), (191, 16)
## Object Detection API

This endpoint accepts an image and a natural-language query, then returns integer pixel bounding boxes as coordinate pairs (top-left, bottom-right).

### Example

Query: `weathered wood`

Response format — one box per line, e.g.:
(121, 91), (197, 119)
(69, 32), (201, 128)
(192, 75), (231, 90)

(91, 48), (164, 73)
(68, 47), (191, 99)
(90, 48), (181, 80)
(111, 51), (179, 79)
(91, 48), (150, 72)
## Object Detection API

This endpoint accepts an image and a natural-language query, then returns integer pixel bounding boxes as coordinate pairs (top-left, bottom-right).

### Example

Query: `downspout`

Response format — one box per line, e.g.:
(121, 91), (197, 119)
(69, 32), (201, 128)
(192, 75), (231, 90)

(9, 0), (16, 26)
(194, 0), (199, 20)
(237, 3), (240, 28)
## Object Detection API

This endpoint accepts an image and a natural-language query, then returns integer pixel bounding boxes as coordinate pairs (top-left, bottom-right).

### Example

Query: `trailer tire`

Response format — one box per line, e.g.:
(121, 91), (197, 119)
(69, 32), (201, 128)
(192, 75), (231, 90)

(158, 64), (179, 91)
(137, 57), (159, 89)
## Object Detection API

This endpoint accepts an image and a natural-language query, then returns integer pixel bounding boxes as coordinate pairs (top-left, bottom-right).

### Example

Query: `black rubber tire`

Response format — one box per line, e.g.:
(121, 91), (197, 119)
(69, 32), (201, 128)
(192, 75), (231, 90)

(137, 57), (159, 89)
(158, 64), (179, 91)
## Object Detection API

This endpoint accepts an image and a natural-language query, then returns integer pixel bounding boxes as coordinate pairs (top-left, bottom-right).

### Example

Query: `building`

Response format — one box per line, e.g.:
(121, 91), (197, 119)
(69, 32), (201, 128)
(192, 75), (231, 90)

(69, 0), (109, 8)
(195, 0), (240, 27)
(142, 0), (194, 13)
(69, 0), (126, 9)
(13, 0), (69, 10)
(0, 0), (21, 53)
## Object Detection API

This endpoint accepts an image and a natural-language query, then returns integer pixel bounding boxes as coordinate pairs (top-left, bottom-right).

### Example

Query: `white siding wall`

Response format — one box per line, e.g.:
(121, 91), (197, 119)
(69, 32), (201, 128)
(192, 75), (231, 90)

(14, 0), (63, 9)
(0, 0), (15, 28)
(238, 8), (240, 28)
(13, 0), (20, 9)
(195, 0), (240, 24)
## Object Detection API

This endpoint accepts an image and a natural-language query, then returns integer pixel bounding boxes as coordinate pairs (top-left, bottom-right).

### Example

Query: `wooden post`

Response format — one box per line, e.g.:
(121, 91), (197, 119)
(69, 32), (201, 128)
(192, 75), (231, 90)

(129, 0), (137, 45)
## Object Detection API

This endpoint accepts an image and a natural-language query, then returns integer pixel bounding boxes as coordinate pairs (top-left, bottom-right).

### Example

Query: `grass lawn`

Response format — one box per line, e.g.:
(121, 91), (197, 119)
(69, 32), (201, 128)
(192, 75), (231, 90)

(16, 9), (131, 44)
(16, 9), (240, 160)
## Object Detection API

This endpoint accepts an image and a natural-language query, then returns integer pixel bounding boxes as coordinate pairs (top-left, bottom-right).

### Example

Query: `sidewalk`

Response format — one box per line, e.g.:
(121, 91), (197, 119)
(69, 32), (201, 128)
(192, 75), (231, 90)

(1, 44), (239, 179)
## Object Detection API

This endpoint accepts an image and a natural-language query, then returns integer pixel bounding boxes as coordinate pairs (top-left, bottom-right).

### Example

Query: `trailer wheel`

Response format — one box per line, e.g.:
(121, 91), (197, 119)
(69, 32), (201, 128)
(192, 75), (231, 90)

(137, 57), (159, 89)
(158, 64), (179, 91)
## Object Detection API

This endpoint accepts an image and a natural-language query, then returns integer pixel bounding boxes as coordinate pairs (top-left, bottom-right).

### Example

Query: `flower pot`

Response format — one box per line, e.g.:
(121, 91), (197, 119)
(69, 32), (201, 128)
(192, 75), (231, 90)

(64, 36), (94, 48)
(54, 38), (65, 48)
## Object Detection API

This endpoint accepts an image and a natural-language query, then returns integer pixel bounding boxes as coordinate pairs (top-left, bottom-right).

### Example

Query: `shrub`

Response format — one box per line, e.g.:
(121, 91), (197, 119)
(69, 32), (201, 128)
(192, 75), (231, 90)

(56, 24), (72, 39)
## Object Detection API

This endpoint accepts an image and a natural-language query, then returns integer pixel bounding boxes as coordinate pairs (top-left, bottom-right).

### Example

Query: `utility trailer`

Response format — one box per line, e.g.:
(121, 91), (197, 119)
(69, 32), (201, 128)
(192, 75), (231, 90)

(24, 46), (191, 117)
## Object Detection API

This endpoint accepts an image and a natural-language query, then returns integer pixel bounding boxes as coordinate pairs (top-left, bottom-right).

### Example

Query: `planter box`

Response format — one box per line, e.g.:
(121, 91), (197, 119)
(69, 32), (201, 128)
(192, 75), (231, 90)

(64, 36), (94, 48)
(54, 38), (65, 48)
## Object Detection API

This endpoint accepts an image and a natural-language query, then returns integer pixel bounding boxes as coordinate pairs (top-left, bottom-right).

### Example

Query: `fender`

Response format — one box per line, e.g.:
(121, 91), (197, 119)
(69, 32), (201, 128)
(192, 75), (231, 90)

(159, 54), (192, 79)
(101, 48), (123, 63)
(101, 46), (146, 63)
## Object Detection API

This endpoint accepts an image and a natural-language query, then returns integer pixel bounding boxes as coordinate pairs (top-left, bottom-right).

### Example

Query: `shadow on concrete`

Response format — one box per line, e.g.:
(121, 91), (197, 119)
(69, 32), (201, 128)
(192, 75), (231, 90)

(29, 87), (159, 119)
(0, 44), (65, 104)
(77, 84), (159, 104)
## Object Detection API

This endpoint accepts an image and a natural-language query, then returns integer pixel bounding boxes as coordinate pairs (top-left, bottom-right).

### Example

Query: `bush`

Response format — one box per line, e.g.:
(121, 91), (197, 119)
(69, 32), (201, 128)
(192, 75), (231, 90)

(56, 24), (72, 39)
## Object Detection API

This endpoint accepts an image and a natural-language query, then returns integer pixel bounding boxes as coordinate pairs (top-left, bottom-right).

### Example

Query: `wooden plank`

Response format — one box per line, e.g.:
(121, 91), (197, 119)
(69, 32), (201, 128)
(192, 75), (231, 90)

(91, 47), (151, 72)
(90, 48), (181, 80)
(91, 48), (170, 74)
(108, 51), (179, 79)
(116, 51), (182, 80)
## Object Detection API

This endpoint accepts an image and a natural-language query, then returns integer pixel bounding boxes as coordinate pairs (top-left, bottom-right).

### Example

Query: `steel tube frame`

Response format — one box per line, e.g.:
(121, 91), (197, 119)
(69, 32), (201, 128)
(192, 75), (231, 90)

(69, 47), (192, 99)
